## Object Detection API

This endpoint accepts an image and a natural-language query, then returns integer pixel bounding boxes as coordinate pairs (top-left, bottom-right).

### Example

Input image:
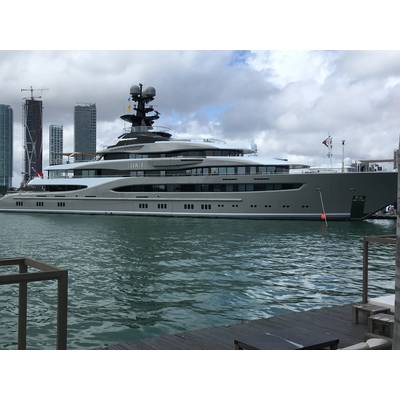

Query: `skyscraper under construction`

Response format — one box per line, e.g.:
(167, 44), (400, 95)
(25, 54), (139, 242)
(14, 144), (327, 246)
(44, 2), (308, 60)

(23, 96), (43, 184)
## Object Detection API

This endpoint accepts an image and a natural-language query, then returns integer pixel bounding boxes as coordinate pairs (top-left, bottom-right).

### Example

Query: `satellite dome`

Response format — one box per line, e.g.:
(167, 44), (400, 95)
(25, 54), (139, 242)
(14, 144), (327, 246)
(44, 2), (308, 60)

(143, 86), (156, 98)
(130, 85), (140, 96)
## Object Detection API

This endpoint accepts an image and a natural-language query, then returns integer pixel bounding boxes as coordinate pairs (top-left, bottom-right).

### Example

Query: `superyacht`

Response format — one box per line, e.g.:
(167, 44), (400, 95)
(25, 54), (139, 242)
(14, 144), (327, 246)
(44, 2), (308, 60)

(0, 84), (396, 220)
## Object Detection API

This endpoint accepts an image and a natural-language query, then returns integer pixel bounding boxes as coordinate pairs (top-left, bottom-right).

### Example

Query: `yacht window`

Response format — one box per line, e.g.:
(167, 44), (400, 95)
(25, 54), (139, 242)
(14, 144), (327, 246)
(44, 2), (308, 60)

(153, 184), (167, 191)
(82, 170), (96, 177)
(144, 170), (160, 177)
(237, 167), (246, 175)
(27, 185), (87, 192)
(112, 183), (302, 192)
(210, 167), (218, 175)
(226, 167), (235, 175)
(258, 166), (267, 174)
(218, 167), (227, 175)
(250, 167), (257, 175)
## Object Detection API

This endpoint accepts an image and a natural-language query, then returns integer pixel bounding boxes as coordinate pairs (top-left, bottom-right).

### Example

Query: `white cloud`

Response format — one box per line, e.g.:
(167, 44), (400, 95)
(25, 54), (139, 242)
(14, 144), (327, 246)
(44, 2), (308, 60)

(1, 50), (400, 187)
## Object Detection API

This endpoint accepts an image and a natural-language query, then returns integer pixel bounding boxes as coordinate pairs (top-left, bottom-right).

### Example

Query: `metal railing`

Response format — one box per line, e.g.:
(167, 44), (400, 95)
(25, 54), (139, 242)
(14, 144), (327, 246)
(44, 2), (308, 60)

(362, 235), (396, 303)
(0, 257), (68, 350)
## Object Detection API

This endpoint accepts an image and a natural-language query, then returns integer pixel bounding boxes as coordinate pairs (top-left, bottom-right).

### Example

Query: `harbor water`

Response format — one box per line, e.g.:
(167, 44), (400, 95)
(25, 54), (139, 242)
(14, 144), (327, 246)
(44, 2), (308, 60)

(0, 213), (396, 349)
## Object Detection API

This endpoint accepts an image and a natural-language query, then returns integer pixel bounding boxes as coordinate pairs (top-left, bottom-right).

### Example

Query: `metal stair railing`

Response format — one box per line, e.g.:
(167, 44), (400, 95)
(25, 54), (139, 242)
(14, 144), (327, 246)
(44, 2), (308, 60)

(0, 257), (68, 349)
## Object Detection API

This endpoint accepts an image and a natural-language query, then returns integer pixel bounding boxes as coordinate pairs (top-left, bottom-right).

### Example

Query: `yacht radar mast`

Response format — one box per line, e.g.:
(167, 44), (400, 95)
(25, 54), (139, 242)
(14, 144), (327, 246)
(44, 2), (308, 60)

(114, 84), (171, 145)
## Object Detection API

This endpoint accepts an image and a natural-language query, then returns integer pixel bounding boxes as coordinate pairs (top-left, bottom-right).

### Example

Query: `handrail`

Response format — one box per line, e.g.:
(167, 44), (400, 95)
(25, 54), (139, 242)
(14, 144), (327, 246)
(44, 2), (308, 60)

(362, 235), (396, 303)
(0, 258), (68, 350)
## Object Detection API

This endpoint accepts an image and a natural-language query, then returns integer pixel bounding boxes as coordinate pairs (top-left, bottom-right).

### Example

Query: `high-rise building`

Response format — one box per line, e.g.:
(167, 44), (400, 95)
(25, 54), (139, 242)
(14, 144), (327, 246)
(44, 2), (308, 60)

(0, 104), (13, 193)
(74, 103), (96, 162)
(23, 98), (43, 183)
(49, 125), (63, 166)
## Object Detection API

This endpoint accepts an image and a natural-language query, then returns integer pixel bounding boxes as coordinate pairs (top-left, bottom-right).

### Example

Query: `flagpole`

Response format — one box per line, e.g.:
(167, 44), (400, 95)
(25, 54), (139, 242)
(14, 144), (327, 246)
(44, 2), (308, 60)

(341, 140), (345, 173)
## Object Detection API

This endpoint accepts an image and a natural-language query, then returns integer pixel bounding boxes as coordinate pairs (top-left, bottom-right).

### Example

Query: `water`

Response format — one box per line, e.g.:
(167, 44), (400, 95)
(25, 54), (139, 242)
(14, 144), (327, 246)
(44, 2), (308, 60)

(0, 213), (396, 349)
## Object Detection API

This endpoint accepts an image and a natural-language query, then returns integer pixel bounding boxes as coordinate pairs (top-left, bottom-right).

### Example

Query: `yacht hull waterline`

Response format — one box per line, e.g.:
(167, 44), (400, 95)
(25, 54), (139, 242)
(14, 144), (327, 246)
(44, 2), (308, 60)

(0, 84), (396, 220)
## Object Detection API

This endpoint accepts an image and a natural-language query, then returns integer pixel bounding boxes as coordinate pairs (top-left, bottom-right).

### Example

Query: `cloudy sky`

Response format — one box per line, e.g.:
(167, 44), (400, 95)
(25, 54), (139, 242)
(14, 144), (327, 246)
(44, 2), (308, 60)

(1, 50), (400, 185)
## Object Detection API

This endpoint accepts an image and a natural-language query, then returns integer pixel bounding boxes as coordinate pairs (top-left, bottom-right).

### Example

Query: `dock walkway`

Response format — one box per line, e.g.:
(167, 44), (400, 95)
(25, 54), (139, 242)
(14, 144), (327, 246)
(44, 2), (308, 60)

(106, 304), (367, 350)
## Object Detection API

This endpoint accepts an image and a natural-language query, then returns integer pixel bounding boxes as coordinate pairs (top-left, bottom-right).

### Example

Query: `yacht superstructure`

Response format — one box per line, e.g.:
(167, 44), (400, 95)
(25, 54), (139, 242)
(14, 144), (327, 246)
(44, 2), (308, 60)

(0, 84), (396, 220)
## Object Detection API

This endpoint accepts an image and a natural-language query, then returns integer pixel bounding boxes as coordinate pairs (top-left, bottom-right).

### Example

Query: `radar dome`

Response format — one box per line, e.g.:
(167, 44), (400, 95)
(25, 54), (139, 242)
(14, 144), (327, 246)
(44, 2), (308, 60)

(143, 86), (156, 98)
(130, 85), (140, 96)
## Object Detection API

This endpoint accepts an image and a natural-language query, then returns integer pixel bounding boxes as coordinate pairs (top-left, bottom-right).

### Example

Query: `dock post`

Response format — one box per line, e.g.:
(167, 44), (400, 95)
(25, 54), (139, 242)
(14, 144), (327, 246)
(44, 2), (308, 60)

(17, 260), (28, 350)
(393, 145), (400, 349)
(56, 270), (68, 350)
(362, 238), (369, 304)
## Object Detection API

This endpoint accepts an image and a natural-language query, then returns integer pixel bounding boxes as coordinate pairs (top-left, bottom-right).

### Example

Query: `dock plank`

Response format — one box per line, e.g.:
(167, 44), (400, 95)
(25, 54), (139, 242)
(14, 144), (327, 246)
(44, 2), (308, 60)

(105, 304), (371, 350)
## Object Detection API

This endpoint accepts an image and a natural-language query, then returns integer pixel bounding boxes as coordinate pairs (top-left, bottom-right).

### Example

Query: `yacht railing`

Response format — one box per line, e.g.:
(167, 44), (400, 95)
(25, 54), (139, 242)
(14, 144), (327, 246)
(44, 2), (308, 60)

(43, 168), (390, 180)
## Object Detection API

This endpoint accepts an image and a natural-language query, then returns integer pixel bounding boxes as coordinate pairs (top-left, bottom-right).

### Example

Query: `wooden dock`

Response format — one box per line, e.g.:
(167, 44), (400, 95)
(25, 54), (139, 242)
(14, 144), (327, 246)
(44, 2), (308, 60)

(106, 303), (368, 350)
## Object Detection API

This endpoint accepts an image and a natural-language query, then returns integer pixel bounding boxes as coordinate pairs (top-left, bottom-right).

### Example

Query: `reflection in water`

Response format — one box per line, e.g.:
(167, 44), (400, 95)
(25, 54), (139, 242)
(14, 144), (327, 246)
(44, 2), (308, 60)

(0, 213), (396, 349)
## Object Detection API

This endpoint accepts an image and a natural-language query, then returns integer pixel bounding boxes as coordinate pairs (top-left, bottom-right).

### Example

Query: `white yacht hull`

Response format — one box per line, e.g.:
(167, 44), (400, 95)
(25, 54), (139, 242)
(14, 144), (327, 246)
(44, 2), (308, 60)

(0, 172), (396, 220)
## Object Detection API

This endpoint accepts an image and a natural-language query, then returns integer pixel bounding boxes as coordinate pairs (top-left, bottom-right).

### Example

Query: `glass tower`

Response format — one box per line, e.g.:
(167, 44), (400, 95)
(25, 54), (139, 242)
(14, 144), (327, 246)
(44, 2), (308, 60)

(0, 104), (13, 193)
(74, 103), (96, 162)
(49, 125), (63, 166)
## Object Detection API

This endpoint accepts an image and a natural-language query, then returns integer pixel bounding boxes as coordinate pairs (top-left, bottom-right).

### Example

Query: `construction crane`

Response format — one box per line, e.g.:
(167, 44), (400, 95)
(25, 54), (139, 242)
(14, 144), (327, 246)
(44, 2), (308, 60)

(21, 86), (49, 100)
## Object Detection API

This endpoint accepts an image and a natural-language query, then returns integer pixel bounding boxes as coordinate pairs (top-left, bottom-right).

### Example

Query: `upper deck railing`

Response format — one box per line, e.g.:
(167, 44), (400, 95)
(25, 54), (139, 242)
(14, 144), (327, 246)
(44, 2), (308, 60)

(38, 167), (394, 181)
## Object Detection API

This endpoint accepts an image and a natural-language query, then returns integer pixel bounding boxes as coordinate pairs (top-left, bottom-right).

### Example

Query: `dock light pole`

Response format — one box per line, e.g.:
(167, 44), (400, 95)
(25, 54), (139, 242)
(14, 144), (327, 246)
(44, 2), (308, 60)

(393, 140), (400, 349)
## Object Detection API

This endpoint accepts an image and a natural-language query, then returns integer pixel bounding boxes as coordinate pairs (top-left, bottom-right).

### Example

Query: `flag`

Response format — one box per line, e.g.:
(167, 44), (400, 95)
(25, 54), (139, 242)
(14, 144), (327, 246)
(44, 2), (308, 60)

(322, 136), (332, 148)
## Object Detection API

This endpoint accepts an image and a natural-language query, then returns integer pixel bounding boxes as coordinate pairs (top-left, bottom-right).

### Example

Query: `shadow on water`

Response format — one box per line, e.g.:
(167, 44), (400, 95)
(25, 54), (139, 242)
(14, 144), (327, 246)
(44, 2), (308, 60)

(0, 213), (396, 348)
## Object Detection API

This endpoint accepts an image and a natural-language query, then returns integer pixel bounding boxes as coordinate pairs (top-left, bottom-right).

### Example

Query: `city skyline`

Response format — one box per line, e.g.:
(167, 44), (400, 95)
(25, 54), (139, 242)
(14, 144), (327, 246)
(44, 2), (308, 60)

(1, 51), (400, 187)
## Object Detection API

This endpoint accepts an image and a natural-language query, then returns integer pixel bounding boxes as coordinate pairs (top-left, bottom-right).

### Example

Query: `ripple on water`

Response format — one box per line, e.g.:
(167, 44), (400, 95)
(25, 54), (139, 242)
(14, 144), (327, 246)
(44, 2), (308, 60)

(0, 213), (396, 349)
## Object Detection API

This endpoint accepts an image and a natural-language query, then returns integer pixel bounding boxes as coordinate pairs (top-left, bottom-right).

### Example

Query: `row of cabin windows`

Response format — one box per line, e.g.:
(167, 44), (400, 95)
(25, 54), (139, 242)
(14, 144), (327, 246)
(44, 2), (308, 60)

(14, 201), (311, 209)
(103, 149), (244, 160)
(49, 165), (289, 179)
(112, 183), (303, 193)
(26, 185), (87, 192)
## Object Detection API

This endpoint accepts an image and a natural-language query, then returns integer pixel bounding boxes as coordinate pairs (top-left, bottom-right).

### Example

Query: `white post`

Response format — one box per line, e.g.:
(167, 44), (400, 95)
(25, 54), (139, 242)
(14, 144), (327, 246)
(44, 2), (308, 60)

(341, 140), (345, 173)
(393, 140), (400, 349)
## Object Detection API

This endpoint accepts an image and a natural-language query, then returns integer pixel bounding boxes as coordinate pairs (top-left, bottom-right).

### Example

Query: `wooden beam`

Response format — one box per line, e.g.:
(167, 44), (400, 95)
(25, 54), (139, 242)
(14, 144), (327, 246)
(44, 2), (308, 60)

(362, 239), (369, 304)
(0, 258), (25, 266)
(0, 271), (63, 285)
(18, 261), (28, 350)
(57, 271), (68, 350)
